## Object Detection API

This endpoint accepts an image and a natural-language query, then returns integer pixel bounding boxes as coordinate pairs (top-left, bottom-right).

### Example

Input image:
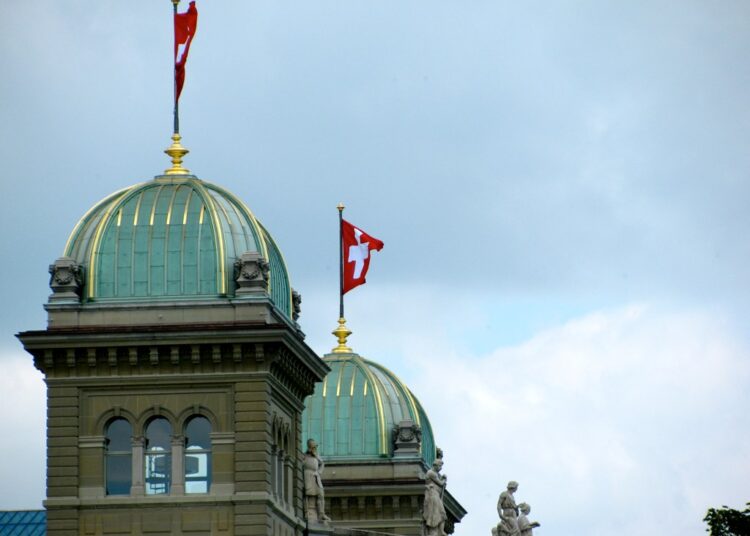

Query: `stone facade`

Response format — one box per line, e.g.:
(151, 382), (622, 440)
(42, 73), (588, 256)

(19, 297), (328, 536)
(321, 459), (465, 535)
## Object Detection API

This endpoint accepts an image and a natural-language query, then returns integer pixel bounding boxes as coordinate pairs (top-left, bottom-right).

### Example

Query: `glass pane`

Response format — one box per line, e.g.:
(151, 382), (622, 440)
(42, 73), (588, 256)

(106, 418), (131, 452)
(106, 418), (132, 496)
(185, 450), (209, 494)
(106, 454), (132, 495)
(145, 448), (171, 495)
(185, 416), (211, 494)
(185, 416), (211, 449)
(145, 418), (172, 495)
(146, 418), (171, 450)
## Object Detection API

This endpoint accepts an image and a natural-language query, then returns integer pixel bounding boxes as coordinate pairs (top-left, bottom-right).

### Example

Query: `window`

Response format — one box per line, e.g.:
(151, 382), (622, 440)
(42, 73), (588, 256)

(105, 418), (132, 495)
(145, 418), (172, 495)
(184, 416), (211, 493)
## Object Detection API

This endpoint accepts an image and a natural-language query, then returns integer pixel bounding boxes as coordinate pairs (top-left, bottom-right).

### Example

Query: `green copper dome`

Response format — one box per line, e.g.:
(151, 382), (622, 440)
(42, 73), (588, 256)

(302, 353), (436, 465)
(63, 175), (292, 318)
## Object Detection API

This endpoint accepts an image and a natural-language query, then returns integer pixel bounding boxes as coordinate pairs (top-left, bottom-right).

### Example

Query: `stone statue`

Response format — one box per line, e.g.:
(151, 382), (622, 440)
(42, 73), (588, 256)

(517, 503), (540, 536)
(423, 453), (448, 536)
(303, 439), (330, 524)
(496, 481), (520, 536)
(292, 289), (302, 321)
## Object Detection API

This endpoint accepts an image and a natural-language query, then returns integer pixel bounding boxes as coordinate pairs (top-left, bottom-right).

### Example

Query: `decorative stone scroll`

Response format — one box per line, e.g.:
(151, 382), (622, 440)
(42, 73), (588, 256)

(233, 251), (269, 296)
(48, 256), (84, 302)
(392, 419), (422, 457)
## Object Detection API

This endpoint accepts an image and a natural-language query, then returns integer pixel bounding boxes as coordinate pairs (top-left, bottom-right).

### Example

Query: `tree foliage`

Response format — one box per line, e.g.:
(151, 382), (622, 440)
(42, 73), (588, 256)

(704, 503), (750, 536)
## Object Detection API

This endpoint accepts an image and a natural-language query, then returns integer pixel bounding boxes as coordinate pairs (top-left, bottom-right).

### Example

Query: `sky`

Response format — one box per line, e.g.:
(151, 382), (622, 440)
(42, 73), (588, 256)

(1, 0), (749, 534)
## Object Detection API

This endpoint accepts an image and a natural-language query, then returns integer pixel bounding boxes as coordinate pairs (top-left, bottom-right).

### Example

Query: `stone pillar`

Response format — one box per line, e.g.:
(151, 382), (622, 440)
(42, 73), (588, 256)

(131, 436), (145, 496)
(79, 435), (105, 498)
(278, 449), (285, 501)
(270, 445), (277, 498)
(171, 435), (185, 495)
(285, 454), (294, 507)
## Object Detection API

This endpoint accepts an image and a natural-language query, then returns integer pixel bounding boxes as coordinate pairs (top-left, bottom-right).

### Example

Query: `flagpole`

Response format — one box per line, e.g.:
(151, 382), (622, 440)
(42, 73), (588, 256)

(332, 203), (352, 353)
(172, 0), (180, 135)
(164, 0), (189, 175)
(338, 203), (344, 319)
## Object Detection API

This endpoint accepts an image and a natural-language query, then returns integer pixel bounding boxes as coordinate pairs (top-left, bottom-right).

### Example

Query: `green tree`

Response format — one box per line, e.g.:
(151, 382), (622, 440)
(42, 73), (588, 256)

(704, 503), (750, 535)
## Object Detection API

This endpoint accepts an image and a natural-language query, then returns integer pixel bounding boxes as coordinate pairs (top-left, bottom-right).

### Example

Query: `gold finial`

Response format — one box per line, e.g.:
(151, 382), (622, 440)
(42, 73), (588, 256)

(331, 317), (353, 353)
(337, 202), (345, 212)
(172, 0), (180, 6)
(164, 133), (190, 175)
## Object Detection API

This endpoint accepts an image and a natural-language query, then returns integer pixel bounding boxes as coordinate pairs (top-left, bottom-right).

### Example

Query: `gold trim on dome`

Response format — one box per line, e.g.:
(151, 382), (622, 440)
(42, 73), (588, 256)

(335, 364), (344, 397)
(149, 184), (166, 226)
(207, 184), (268, 259)
(182, 189), (193, 225)
(358, 359), (388, 455)
(132, 190), (144, 225)
(193, 180), (227, 295)
(371, 362), (422, 429)
(324, 353), (388, 456)
(64, 186), (133, 256)
(87, 189), (132, 298)
(165, 185), (180, 225)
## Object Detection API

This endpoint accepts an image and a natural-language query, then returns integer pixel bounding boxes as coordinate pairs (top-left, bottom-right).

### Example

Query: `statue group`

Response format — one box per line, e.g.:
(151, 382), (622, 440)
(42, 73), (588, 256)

(492, 481), (540, 536)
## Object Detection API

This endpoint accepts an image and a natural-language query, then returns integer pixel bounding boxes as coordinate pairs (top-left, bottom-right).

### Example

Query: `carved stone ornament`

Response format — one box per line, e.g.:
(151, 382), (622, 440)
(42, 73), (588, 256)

(234, 251), (270, 296)
(392, 419), (422, 457)
(292, 289), (302, 321)
(48, 256), (84, 302)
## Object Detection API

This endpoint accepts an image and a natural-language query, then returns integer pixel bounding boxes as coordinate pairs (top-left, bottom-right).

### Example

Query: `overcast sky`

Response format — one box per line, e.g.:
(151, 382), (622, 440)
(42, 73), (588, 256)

(1, 1), (749, 534)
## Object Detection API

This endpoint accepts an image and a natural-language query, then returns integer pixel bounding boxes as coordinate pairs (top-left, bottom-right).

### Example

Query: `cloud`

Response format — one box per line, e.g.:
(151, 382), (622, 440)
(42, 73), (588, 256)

(373, 301), (749, 535)
(0, 350), (46, 510)
(1, 283), (748, 536)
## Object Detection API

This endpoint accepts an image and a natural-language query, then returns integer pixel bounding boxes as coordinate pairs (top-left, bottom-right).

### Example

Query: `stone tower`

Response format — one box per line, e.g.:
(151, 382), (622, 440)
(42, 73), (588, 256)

(18, 172), (329, 536)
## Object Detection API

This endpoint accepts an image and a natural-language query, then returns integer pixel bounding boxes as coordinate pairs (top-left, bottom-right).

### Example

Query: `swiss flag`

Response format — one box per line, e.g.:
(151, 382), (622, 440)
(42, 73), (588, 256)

(342, 220), (384, 294)
(174, 1), (198, 102)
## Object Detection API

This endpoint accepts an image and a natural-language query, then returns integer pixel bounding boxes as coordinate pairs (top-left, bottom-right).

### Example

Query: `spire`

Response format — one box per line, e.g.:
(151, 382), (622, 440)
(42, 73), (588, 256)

(164, 133), (190, 175)
(331, 317), (353, 353)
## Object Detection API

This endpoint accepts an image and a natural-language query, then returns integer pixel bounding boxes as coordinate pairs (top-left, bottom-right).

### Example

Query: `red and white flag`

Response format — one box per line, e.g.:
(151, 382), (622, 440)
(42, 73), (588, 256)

(174, 1), (198, 102)
(342, 220), (384, 294)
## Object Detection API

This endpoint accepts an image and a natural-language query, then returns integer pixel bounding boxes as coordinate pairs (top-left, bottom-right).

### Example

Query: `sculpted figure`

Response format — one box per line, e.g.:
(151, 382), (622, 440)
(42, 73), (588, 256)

(423, 456), (448, 536)
(517, 503), (540, 536)
(496, 481), (520, 536)
(303, 439), (330, 524)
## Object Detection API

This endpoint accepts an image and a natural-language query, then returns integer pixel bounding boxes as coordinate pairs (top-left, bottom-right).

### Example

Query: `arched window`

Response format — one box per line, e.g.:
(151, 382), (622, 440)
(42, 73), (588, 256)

(145, 418), (172, 495)
(184, 416), (211, 494)
(105, 418), (132, 495)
